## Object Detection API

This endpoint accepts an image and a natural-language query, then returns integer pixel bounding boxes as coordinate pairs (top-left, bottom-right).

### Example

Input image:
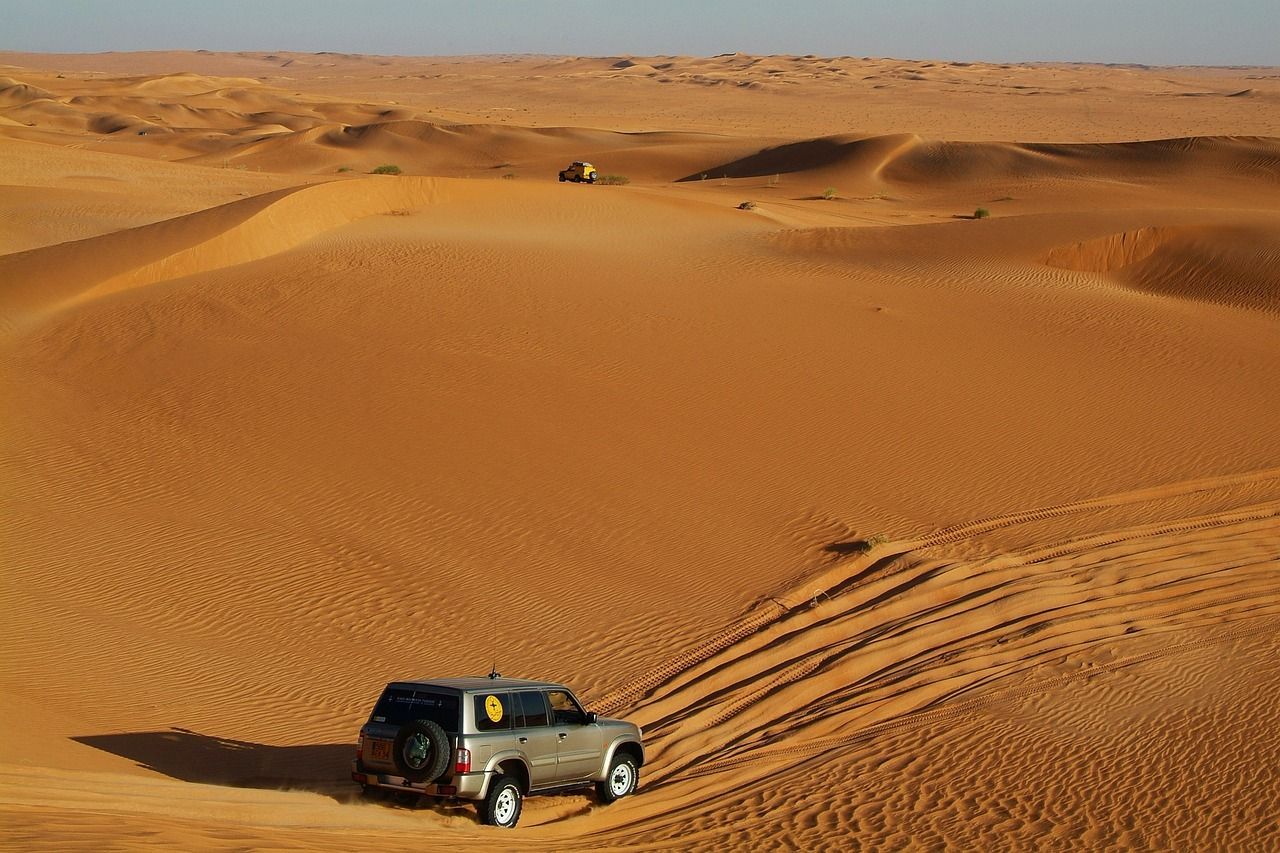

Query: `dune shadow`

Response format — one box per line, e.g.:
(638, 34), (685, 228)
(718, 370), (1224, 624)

(824, 539), (875, 555)
(72, 728), (356, 800)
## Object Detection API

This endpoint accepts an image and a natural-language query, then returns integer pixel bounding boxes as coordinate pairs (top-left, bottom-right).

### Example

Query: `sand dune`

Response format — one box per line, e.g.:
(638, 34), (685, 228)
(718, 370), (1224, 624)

(192, 119), (754, 180)
(122, 72), (264, 96)
(2, 51), (1279, 851)
(1, 176), (442, 322)
(0, 69), (761, 179)
(682, 133), (1280, 191)
(1048, 224), (1280, 311)
(1120, 228), (1280, 310)
(0, 76), (55, 105)
(0, 135), (301, 257)
(574, 472), (1280, 845)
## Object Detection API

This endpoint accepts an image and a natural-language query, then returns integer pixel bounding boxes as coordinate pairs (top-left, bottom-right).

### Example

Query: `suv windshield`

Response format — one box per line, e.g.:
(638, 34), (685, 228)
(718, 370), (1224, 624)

(370, 688), (460, 731)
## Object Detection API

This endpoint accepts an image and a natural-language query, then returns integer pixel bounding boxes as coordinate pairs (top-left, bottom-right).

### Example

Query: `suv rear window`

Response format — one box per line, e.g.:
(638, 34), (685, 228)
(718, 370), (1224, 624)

(473, 692), (512, 731)
(370, 688), (460, 731)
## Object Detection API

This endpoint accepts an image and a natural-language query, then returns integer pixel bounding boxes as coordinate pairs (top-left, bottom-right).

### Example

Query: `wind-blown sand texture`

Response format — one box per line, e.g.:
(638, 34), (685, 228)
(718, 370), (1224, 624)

(2, 51), (1279, 851)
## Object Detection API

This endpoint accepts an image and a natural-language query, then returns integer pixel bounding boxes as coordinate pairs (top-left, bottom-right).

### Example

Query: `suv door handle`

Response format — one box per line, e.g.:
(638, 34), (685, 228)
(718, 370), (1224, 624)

(558, 732), (568, 740)
(518, 737), (528, 744)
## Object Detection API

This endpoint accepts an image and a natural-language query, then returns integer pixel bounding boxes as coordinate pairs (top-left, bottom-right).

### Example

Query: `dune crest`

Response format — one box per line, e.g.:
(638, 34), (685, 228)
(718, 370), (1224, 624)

(0, 176), (443, 322)
(1048, 225), (1280, 311)
(122, 71), (266, 96)
(682, 133), (1280, 187)
(1046, 226), (1178, 271)
(0, 75), (55, 105)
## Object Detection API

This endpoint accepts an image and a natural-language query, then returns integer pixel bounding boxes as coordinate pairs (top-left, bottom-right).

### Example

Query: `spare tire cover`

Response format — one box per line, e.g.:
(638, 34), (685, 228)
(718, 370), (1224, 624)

(392, 719), (451, 782)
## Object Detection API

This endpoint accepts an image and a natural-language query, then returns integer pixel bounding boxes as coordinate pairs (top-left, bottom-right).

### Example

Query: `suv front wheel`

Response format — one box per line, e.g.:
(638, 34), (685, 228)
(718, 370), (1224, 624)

(480, 775), (523, 827)
(596, 753), (638, 804)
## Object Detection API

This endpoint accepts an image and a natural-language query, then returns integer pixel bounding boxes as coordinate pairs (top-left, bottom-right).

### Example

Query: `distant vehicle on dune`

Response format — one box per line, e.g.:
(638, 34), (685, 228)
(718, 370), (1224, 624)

(558, 161), (598, 183)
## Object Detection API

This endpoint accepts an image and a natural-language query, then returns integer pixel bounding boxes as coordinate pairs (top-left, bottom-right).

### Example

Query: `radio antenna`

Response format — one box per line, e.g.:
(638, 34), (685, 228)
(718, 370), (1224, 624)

(488, 661), (501, 680)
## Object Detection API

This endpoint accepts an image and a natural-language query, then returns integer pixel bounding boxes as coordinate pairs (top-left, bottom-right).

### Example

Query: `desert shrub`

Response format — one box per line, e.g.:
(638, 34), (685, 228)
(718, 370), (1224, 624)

(822, 187), (837, 200)
(843, 533), (890, 555)
(370, 164), (402, 175)
(737, 201), (756, 210)
(974, 207), (991, 219)
(336, 166), (353, 173)
(598, 174), (630, 185)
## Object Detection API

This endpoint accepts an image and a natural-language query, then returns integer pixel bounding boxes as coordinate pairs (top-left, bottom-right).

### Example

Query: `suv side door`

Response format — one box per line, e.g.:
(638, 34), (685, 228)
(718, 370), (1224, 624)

(547, 689), (603, 783)
(512, 690), (559, 788)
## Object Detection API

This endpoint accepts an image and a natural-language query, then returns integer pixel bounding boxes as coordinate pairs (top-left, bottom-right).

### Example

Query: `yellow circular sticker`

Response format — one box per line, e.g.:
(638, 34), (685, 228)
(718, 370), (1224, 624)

(484, 694), (504, 723)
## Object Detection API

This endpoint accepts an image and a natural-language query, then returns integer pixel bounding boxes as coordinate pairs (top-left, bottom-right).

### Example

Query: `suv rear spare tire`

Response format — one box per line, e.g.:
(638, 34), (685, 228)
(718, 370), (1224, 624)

(392, 719), (450, 782)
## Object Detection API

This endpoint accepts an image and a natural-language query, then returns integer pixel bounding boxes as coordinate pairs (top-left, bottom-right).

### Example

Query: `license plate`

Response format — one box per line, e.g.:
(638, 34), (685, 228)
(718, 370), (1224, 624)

(369, 739), (391, 761)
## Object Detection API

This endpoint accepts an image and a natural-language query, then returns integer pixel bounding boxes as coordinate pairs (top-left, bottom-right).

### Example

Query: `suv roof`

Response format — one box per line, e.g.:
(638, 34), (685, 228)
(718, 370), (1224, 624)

(390, 677), (564, 693)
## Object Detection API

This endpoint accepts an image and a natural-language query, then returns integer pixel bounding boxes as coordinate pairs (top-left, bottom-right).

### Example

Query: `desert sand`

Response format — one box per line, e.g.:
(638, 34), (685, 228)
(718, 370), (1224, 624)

(1, 51), (1278, 850)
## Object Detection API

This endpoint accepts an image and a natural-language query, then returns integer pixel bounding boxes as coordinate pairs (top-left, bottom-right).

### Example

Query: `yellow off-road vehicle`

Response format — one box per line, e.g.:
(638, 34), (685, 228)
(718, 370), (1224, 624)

(558, 161), (598, 183)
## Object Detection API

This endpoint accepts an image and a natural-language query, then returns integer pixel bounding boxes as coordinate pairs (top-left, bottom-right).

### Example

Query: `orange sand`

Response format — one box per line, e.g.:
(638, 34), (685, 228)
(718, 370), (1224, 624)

(2, 51), (1278, 850)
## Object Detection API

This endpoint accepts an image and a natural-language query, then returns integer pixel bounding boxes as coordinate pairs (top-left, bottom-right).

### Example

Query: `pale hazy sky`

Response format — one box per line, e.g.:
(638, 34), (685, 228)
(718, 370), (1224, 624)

(2, 0), (1276, 66)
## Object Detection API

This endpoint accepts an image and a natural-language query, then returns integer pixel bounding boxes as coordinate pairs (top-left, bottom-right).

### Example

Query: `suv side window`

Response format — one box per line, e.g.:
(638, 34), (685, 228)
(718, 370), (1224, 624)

(474, 692), (511, 731)
(515, 690), (549, 727)
(547, 689), (587, 726)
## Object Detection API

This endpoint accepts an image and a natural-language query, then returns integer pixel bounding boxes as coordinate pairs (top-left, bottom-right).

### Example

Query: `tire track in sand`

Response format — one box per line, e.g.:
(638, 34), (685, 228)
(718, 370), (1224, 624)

(590, 466), (1280, 719)
(580, 468), (1279, 815)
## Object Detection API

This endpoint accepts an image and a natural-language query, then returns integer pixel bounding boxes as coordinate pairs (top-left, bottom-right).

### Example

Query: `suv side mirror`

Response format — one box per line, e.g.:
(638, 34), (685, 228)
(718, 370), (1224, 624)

(585, 712), (598, 724)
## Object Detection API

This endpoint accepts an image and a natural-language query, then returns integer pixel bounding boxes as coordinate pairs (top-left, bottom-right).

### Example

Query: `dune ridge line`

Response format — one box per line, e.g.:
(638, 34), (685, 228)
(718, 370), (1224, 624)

(0, 176), (443, 325)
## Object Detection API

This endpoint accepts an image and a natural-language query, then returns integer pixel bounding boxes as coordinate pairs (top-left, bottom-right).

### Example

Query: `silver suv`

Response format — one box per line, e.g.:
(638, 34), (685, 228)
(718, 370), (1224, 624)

(351, 676), (644, 828)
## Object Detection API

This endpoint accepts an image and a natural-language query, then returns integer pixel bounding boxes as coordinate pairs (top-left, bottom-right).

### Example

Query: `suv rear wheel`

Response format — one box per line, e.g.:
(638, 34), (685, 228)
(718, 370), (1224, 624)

(392, 719), (450, 782)
(480, 775), (523, 827)
(596, 753), (638, 804)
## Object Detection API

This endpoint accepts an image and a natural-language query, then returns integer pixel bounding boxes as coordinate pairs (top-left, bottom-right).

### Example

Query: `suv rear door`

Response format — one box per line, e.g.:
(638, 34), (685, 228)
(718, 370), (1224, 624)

(361, 687), (459, 774)
(512, 690), (559, 788)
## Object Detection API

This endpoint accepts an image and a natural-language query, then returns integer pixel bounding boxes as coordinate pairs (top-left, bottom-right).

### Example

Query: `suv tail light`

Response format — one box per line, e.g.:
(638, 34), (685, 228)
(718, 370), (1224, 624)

(356, 735), (364, 762)
(454, 747), (472, 774)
